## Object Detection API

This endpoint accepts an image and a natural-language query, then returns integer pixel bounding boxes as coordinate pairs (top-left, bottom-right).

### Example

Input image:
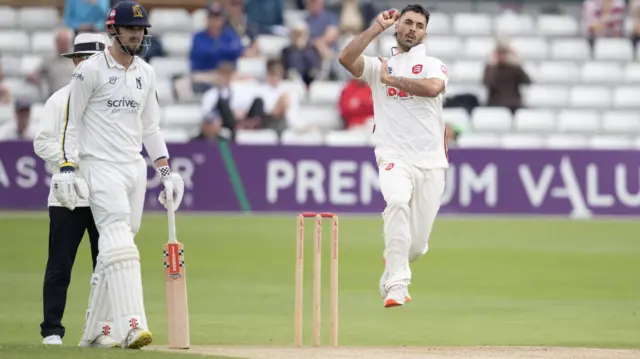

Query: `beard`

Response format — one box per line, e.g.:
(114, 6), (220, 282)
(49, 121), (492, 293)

(395, 32), (423, 52)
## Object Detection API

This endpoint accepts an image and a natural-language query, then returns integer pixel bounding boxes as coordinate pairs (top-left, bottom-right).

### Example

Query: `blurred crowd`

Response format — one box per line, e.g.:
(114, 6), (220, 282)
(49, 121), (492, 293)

(1, 0), (640, 147)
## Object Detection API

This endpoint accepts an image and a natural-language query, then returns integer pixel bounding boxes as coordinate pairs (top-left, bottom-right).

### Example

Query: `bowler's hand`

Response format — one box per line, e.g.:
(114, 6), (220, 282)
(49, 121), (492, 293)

(375, 9), (399, 31)
(378, 56), (392, 85)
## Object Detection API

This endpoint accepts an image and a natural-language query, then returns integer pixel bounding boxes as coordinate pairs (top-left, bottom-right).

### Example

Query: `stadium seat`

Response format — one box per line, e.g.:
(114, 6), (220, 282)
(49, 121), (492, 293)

(634, 137), (640, 149)
(457, 133), (501, 148)
(513, 109), (557, 133)
(283, 9), (307, 28)
(0, 7), (17, 29)
(464, 37), (496, 59)
(379, 35), (397, 57)
(509, 37), (548, 60)
(0, 30), (30, 53)
(550, 38), (590, 61)
(537, 61), (580, 83)
(569, 86), (611, 108)
(581, 62), (624, 84)
(423, 36), (464, 59)
(161, 128), (190, 143)
(494, 12), (534, 36)
(31, 31), (55, 54)
(162, 105), (202, 128)
(594, 38), (634, 61)
(28, 102), (44, 128)
(443, 108), (471, 130)
(3, 77), (40, 102)
(17, 7), (59, 30)
(588, 135), (633, 149)
(453, 13), (492, 35)
(557, 110), (600, 133)
(148, 8), (192, 33)
(601, 111), (640, 133)
(308, 81), (344, 105)
(291, 106), (341, 130)
(150, 57), (190, 79)
(0, 104), (14, 125)
(625, 63), (640, 83)
(324, 130), (369, 147)
(156, 78), (175, 104)
(191, 9), (207, 31)
(0, 56), (21, 77)
(501, 133), (545, 149)
(524, 85), (569, 108)
(280, 130), (324, 146)
(235, 129), (279, 145)
(257, 35), (291, 59)
(613, 86), (640, 109)
(237, 57), (267, 80)
(452, 61), (483, 83)
(20, 55), (43, 76)
(427, 13), (451, 35)
(545, 134), (588, 149)
(161, 33), (191, 57)
(471, 107), (513, 132)
(536, 15), (579, 37)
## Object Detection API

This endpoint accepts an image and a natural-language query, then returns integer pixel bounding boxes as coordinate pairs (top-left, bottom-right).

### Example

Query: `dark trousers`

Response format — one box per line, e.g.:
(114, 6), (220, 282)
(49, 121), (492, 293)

(40, 206), (99, 339)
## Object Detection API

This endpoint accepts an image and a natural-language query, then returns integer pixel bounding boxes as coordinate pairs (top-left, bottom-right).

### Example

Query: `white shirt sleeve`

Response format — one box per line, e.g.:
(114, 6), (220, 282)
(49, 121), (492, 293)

(61, 62), (97, 166)
(33, 93), (63, 164)
(200, 88), (220, 121)
(141, 68), (169, 161)
(425, 58), (449, 89)
(357, 55), (382, 86)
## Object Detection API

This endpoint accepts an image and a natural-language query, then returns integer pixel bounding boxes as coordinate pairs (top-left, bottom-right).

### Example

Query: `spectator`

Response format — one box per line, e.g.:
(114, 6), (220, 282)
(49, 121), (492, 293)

(338, 78), (373, 130)
(0, 63), (14, 105)
(0, 99), (31, 141)
(631, 0), (640, 52)
(200, 62), (266, 139)
(244, 0), (285, 35)
(143, 34), (166, 63)
(281, 22), (322, 87)
(190, 3), (245, 93)
(483, 42), (531, 114)
(28, 28), (75, 98)
(190, 116), (225, 143)
(582, 0), (626, 49)
(224, 0), (261, 57)
(63, 0), (110, 35)
(305, 0), (340, 79)
(339, 0), (364, 35)
(259, 59), (298, 133)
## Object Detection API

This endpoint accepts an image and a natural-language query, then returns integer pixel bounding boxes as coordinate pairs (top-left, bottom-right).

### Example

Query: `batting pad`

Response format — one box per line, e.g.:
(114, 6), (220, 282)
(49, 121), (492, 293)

(100, 222), (148, 340)
(80, 258), (114, 342)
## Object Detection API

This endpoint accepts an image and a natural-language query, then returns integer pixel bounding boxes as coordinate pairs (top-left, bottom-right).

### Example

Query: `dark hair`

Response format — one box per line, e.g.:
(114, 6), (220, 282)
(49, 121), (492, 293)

(267, 59), (283, 72)
(400, 4), (430, 24)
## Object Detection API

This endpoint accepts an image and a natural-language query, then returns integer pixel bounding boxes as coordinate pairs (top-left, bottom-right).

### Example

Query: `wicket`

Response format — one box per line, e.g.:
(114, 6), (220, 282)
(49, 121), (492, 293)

(294, 212), (339, 347)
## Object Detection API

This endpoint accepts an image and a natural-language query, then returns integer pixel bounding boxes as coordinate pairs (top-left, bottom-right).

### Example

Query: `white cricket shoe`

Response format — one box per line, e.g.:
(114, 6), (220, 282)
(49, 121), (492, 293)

(79, 334), (120, 348)
(380, 262), (412, 303)
(123, 328), (153, 349)
(42, 335), (63, 345)
(384, 284), (410, 308)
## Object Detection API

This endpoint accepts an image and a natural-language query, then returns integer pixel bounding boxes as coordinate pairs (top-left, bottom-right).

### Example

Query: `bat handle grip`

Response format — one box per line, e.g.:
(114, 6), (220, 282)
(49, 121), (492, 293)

(166, 193), (177, 243)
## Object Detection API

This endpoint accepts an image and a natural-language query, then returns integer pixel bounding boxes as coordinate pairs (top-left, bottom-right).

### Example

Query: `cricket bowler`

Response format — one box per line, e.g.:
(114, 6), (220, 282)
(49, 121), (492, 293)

(33, 33), (106, 346)
(50, 1), (185, 349)
(338, 4), (449, 308)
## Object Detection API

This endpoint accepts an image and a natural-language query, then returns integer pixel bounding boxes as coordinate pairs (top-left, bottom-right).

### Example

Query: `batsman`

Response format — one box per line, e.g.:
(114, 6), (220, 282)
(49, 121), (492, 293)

(51, 1), (184, 349)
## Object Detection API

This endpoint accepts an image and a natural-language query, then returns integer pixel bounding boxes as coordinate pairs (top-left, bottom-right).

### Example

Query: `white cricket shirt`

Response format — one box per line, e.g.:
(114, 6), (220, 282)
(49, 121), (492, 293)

(358, 43), (450, 169)
(60, 48), (164, 165)
(33, 85), (89, 207)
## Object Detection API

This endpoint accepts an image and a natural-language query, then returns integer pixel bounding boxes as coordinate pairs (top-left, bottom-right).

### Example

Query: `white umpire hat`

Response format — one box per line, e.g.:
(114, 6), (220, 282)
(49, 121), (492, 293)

(61, 33), (107, 58)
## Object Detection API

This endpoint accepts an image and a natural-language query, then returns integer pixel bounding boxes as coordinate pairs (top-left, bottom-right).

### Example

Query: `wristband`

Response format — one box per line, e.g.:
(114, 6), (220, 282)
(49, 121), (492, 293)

(376, 21), (386, 31)
(159, 165), (171, 178)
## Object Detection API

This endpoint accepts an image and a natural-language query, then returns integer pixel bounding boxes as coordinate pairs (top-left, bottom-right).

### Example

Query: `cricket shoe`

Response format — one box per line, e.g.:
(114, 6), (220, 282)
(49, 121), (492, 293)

(384, 284), (410, 308)
(123, 328), (153, 349)
(380, 261), (412, 303)
(42, 335), (63, 345)
(79, 335), (120, 348)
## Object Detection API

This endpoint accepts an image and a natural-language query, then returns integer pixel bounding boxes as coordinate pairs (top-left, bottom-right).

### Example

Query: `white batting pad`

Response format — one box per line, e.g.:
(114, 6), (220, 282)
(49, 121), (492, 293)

(80, 258), (114, 343)
(100, 222), (148, 341)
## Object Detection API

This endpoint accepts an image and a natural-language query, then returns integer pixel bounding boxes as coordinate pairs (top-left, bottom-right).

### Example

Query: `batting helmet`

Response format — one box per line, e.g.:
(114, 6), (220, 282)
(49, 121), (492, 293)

(105, 1), (152, 56)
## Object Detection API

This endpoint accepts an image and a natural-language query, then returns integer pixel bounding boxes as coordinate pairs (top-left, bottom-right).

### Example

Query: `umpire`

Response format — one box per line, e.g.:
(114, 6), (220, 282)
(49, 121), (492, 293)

(33, 33), (107, 345)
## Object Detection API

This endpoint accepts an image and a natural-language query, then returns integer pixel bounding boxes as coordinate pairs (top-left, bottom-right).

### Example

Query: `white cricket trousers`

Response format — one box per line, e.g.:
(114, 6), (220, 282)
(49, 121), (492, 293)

(378, 158), (446, 289)
(79, 158), (149, 341)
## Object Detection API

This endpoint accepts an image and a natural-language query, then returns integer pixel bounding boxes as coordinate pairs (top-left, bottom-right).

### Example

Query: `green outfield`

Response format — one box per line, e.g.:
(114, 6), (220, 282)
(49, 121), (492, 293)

(0, 213), (639, 358)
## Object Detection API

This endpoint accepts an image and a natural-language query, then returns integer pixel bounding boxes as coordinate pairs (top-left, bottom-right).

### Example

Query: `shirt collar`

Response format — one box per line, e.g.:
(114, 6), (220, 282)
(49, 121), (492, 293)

(393, 43), (426, 57)
(104, 47), (139, 70)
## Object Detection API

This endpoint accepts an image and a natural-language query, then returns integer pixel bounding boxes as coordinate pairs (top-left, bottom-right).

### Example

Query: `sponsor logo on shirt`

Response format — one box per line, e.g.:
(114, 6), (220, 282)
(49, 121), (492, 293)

(106, 97), (141, 113)
(72, 72), (84, 81)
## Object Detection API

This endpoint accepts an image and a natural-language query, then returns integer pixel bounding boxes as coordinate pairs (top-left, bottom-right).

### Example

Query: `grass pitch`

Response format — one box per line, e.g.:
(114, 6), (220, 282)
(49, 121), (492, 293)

(0, 213), (638, 358)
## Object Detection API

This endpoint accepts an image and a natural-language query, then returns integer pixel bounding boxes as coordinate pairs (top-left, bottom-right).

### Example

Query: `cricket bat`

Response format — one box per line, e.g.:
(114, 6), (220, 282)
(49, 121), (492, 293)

(163, 194), (190, 349)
